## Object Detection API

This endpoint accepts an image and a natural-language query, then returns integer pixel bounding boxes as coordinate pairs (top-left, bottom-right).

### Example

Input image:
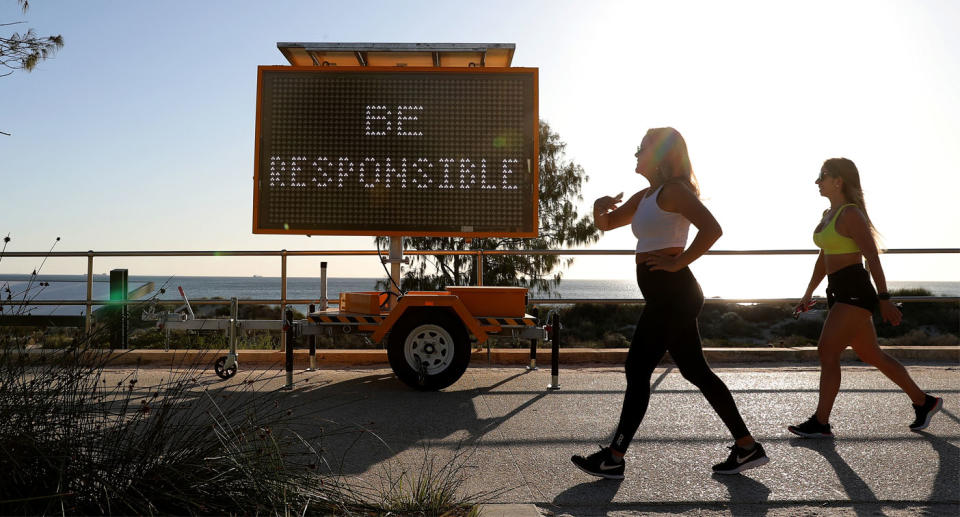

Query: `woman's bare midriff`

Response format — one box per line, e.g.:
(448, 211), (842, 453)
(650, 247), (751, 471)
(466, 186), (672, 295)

(635, 247), (684, 264)
(823, 252), (863, 274)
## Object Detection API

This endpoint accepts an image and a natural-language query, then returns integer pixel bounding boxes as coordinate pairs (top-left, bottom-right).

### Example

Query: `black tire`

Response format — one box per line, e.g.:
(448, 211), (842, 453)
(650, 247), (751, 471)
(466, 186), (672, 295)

(214, 356), (237, 379)
(387, 309), (470, 390)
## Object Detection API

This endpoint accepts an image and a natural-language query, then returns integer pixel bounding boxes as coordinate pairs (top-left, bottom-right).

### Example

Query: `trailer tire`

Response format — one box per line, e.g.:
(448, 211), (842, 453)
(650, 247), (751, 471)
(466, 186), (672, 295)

(388, 310), (470, 391)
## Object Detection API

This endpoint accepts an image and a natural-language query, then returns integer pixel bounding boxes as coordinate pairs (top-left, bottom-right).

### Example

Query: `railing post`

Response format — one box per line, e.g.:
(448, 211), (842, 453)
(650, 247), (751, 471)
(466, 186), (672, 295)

(85, 250), (93, 335)
(477, 249), (484, 286)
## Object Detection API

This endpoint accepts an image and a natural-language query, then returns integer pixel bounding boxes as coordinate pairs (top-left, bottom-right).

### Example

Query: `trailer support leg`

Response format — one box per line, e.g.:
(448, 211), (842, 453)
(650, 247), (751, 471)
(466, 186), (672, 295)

(283, 308), (294, 390)
(547, 312), (560, 390)
(307, 303), (317, 372)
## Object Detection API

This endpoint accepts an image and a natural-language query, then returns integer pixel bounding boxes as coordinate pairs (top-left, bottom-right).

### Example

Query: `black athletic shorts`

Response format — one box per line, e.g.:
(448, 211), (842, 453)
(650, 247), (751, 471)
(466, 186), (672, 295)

(826, 263), (879, 312)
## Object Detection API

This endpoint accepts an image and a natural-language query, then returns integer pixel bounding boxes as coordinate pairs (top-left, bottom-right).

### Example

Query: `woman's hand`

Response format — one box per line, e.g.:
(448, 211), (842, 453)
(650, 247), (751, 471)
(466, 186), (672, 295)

(879, 299), (902, 326)
(793, 295), (815, 319)
(594, 192), (623, 214)
(645, 251), (685, 272)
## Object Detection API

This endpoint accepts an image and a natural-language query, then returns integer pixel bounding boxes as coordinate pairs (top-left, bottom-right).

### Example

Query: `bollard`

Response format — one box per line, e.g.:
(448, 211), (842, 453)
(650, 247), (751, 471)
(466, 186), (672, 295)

(307, 303), (317, 371)
(547, 312), (560, 390)
(109, 269), (129, 349)
(283, 309), (294, 390)
(527, 306), (538, 370)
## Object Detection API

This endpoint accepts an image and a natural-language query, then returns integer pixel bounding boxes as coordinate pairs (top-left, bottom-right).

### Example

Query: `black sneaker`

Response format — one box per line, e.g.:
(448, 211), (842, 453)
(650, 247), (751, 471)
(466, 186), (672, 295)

(571, 446), (625, 480)
(712, 442), (769, 475)
(788, 415), (834, 438)
(909, 395), (943, 431)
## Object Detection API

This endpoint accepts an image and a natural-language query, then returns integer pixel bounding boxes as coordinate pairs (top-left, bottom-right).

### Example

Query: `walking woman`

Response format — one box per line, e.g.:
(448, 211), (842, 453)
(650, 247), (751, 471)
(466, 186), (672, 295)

(788, 158), (943, 438)
(571, 128), (768, 478)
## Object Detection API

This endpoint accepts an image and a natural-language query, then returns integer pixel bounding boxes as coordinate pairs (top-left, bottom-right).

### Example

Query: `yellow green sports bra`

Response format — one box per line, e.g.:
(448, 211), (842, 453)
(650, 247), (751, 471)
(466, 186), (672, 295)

(813, 204), (861, 255)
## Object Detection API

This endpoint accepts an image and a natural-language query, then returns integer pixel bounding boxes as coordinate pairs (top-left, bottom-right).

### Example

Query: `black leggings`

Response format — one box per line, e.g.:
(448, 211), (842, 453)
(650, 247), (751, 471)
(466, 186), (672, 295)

(610, 264), (750, 453)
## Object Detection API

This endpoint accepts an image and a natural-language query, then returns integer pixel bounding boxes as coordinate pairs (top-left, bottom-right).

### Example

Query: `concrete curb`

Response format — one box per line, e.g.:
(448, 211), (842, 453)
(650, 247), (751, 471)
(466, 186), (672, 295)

(22, 346), (960, 368)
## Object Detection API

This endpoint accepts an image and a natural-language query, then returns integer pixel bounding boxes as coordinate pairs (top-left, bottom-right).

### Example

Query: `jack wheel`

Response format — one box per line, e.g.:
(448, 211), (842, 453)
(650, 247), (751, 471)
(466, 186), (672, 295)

(214, 356), (238, 379)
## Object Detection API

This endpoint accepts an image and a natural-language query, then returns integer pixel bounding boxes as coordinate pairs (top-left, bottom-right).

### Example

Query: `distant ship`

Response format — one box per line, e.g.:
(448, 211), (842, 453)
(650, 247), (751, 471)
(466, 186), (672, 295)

(252, 274), (263, 278)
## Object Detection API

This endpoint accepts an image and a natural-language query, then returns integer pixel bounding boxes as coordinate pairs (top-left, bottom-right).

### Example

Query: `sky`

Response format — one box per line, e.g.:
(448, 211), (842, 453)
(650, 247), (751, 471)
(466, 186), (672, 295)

(2, 0), (958, 297)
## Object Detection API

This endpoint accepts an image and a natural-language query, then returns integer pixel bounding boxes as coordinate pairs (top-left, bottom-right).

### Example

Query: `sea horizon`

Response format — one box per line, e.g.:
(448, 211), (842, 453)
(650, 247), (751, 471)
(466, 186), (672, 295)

(3, 273), (958, 306)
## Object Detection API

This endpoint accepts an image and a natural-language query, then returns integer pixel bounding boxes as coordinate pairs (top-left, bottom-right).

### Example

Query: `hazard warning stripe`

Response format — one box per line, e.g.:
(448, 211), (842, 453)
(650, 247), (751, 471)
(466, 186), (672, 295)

(312, 315), (385, 324)
(480, 317), (537, 326)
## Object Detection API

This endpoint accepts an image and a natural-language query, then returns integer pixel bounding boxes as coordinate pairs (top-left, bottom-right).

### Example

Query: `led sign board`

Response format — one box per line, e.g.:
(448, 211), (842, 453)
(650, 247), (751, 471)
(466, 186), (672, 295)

(253, 66), (538, 237)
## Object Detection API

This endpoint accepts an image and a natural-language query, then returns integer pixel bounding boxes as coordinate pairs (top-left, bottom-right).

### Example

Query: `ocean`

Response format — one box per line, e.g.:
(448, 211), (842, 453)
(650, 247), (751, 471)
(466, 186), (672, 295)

(2, 274), (957, 316)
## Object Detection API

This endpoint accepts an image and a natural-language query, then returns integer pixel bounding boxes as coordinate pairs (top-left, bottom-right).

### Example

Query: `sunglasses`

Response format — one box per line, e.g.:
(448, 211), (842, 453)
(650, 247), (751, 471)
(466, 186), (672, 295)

(816, 171), (834, 182)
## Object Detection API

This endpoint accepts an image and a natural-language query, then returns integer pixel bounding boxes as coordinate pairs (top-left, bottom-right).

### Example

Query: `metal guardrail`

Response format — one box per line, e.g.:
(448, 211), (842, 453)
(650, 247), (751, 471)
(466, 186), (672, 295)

(1, 248), (958, 332)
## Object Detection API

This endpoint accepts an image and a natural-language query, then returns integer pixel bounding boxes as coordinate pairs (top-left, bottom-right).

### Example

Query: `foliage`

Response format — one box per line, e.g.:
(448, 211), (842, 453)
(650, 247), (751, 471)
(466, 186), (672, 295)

(0, 324), (493, 515)
(1, 1), (63, 77)
(377, 120), (600, 295)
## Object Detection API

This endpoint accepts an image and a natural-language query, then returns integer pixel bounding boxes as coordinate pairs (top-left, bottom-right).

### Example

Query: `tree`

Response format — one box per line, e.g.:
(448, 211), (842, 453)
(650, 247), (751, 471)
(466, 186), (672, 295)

(1, 0), (62, 76)
(377, 120), (600, 294)
(1, 0), (62, 135)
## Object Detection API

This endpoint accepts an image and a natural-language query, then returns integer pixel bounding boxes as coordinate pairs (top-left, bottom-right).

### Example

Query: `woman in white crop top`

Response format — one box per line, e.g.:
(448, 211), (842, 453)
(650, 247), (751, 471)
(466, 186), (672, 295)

(571, 128), (768, 479)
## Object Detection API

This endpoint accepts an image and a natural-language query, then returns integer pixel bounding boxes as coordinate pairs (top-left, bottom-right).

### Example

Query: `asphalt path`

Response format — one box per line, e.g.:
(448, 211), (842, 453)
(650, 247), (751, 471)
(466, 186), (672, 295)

(114, 363), (959, 516)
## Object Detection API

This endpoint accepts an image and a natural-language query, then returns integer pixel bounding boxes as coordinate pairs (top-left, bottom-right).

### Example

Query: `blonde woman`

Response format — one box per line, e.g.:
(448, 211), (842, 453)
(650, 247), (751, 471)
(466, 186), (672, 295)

(789, 158), (943, 437)
(571, 128), (768, 478)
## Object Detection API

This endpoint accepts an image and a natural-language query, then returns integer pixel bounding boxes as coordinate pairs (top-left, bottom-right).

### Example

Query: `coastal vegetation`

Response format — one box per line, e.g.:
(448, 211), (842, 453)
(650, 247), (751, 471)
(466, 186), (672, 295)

(0, 323), (498, 515)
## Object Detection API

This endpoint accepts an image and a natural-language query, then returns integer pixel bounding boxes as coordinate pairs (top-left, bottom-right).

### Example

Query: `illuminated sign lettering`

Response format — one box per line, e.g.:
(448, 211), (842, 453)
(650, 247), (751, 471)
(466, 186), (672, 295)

(253, 66), (538, 236)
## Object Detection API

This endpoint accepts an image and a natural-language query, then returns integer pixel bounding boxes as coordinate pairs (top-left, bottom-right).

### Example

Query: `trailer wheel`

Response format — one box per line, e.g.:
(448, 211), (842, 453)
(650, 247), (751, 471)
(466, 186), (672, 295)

(388, 310), (470, 390)
(214, 356), (237, 379)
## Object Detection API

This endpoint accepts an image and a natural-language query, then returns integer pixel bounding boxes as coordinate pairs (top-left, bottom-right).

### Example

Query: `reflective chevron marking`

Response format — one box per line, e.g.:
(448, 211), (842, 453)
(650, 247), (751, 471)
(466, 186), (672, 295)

(312, 314), (385, 324)
(481, 317), (537, 327)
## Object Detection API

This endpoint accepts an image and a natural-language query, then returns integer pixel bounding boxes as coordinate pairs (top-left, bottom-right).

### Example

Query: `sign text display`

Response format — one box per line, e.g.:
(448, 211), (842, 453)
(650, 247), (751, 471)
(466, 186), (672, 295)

(254, 67), (538, 236)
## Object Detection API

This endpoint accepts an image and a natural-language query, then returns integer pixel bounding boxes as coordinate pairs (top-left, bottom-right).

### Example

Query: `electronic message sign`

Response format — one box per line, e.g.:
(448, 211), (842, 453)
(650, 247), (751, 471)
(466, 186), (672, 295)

(253, 66), (538, 237)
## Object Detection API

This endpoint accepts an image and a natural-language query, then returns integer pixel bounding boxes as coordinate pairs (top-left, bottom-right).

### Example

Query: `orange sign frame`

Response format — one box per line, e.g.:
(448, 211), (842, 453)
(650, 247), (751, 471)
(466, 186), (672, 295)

(253, 65), (539, 238)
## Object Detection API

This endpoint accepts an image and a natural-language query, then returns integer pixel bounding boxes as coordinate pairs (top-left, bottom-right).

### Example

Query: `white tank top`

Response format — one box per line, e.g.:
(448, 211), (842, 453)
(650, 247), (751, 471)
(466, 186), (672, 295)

(631, 185), (691, 253)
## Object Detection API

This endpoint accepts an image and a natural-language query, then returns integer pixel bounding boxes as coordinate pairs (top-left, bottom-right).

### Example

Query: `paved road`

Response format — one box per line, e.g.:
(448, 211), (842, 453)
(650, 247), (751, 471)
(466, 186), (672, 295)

(119, 363), (959, 516)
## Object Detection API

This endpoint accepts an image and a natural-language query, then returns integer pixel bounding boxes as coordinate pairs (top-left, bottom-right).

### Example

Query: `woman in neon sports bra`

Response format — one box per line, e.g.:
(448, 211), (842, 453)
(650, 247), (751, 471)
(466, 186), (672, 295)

(788, 158), (943, 438)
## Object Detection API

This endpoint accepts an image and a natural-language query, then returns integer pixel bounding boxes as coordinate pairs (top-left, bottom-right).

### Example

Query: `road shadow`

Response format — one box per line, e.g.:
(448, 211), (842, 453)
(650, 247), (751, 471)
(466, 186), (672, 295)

(788, 438), (878, 517)
(710, 473), (771, 517)
(550, 478), (623, 513)
(912, 430), (960, 505)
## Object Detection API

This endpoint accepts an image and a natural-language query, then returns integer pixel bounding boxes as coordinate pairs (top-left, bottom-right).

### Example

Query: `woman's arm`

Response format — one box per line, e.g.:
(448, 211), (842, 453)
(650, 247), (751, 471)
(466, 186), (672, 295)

(593, 190), (645, 231)
(645, 182), (722, 271)
(837, 207), (902, 325)
(800, 252), (826, 308)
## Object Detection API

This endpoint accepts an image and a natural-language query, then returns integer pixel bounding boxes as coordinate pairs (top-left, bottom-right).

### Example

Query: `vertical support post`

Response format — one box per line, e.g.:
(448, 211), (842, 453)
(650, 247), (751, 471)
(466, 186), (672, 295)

(319, 262), (328, 310)
(477, 250), (484, 286)
(229, 297), (238, 358)
(85, 251), (93, 335)
(388, 237), (402, 310)
(109, 268), (128, 349)
(283, 308), (294, 390)
(280, 249), (287, 352)
(307, 303), (317, 371)
(547, 312), (560, 390)
(527, 307), (539, 370)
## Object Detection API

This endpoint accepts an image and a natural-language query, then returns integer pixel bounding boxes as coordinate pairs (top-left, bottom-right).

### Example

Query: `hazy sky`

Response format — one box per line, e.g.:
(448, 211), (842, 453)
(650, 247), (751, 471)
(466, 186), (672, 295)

(2, 0), (958, 294)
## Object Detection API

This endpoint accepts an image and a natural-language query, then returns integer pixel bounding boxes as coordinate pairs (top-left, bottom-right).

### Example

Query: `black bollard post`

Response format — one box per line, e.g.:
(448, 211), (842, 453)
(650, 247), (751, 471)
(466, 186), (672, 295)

(109, 269), (129, 349)
(307, 303), (317, 372)
(547, 312), (560, 390)
(283, 308), (294, 390)
(527, 307), (538, 370)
